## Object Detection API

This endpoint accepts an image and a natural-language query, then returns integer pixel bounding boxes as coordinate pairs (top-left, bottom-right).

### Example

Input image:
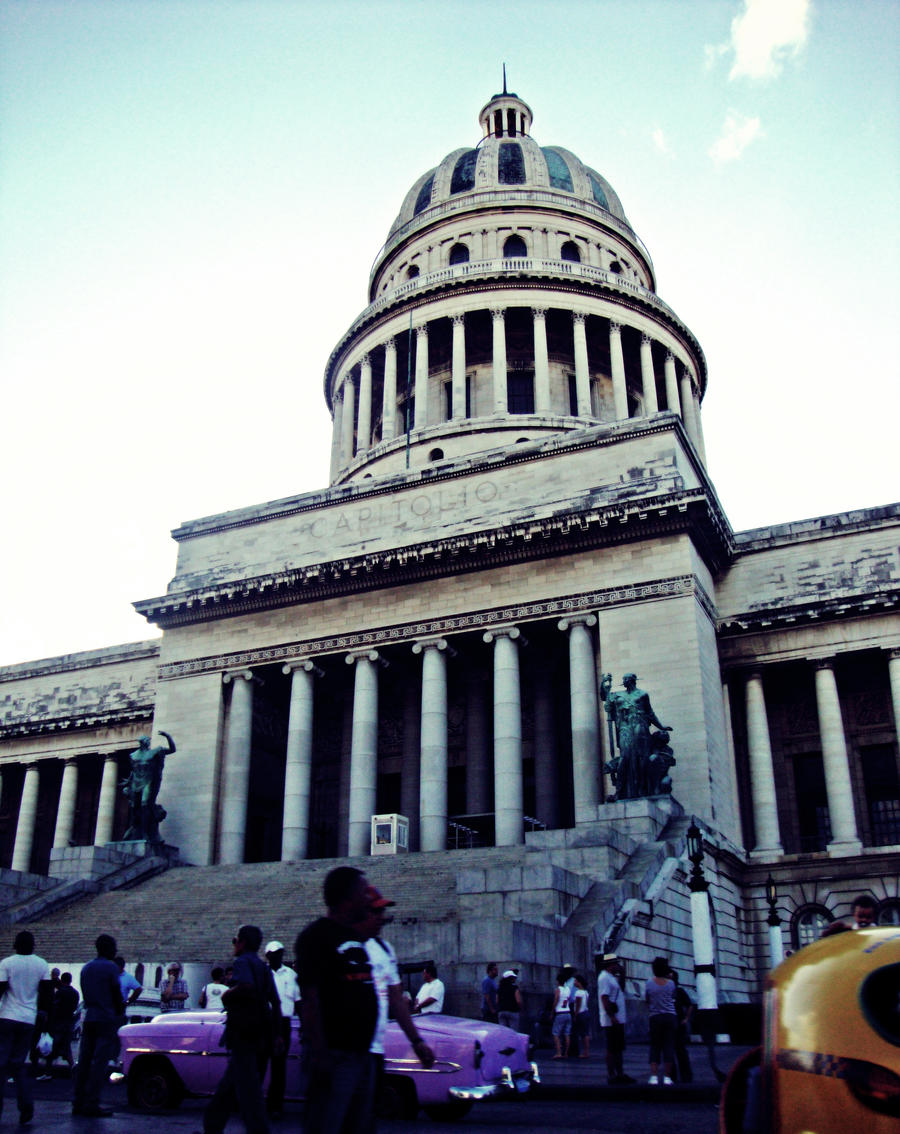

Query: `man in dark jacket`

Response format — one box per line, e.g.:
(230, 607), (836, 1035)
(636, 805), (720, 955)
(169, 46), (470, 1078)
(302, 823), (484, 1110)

(73, 933), (124, 1117)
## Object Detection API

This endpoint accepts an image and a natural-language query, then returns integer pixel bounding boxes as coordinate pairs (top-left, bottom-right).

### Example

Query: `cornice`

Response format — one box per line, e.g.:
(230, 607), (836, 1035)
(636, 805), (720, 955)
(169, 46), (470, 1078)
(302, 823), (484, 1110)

(717, 587), (899, 636)
(0, 705), (154, 741)
(156, 572), (713, 681)
(0, 641), (160, 683)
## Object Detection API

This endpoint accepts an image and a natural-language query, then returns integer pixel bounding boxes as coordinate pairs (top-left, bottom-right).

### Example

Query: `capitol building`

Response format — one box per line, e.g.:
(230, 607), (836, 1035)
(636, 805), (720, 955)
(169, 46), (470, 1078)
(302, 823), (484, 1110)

(1, 86), (898, 1008)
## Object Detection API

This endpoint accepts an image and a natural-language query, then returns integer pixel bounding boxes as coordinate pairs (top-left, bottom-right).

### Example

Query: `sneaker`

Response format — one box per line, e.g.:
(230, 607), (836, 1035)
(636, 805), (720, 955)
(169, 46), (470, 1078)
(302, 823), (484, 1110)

(663, 1076), (674, 1085)
(648, 1074), (658, 1084)
(35, 1074), (52, 1081)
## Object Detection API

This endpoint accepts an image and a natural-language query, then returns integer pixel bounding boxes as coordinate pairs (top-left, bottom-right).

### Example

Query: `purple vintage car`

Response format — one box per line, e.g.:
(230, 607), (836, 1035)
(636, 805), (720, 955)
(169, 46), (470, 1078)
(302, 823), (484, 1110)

(120, 1010), (538, 1120)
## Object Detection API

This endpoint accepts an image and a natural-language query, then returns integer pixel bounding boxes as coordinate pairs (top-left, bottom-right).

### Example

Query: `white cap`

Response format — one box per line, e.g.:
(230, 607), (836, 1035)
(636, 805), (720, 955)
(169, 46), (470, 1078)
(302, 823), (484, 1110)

(265, 941), (285, 954)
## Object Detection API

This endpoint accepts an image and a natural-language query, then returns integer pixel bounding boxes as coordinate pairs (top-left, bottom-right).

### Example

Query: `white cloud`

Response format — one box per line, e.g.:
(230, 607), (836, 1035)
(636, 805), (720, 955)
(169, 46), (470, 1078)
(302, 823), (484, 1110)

(709, 111), (764, 163)
(714, 0), (811, 80)
(652, 127), (672, 155)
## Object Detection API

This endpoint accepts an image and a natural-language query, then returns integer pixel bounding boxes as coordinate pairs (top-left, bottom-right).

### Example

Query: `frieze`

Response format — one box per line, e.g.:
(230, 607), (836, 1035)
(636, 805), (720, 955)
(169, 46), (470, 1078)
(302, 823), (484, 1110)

(157, 574), (701, 681)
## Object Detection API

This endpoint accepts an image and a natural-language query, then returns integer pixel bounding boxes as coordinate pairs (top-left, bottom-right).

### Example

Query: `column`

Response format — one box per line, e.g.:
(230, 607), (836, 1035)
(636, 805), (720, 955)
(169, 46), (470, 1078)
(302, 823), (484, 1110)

(465, 668), (491, 815)
(401, 682), (421, 851)
(281, 661), (321, 861)
(94, 754), (119, 846)
(346, 650), (381, 857)
(451, 315), (467, 420)
(220, 670), (255, 865)
(330, 385), (344, 480)
(381, 338), (397, 441)
(693, 389), (708, 463)
(341, 375), (356, 463)
(640, 335), (659, 415)
(609, 322), (628, 420)
(53, 758), (79, 851)
(721, 680), (744, 847)
(532, 308), (551, 414)
(484, 627), (523, 846)
(532, 669), (558, 828)
(680, 371), (701, 451)
(888, 649), (900, 741)
(572, 312), (592, 416)
(745, 672), (783, 856)
(11, 763), (40, 872)
(414, 325), (429, 429)
(491, 308), (507, 414)
(664, 352), (681, 417)
(559, 614), (600, 822)
(413, 637), (449, 852)
(357, 354), (372, 455)
(813, 660), (862, 854)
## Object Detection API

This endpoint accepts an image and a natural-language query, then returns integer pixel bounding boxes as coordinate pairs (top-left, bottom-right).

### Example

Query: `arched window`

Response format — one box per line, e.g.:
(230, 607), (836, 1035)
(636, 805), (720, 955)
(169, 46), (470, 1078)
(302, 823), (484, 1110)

(542, 148), (574, 192)
(503, 234), (527, 258)
(449, 243), (469, 265)
(135, 963), (145, 985)
(588, 172), (610, 211)
(406, 265), (420, 280)
(450, 150), (477, 195)
(878, 901), (900, 926)
(498, 142), (526, 184)
(414, 173), (435, 216)
(561, 241), (581, 263)
(429, 447), (444, 462)
(791, 905), (833, 950)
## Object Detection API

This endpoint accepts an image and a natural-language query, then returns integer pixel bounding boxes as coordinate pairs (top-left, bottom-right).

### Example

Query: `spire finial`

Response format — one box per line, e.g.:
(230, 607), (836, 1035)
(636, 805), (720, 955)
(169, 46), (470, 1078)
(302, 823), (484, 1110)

(502, 62), (507, 95)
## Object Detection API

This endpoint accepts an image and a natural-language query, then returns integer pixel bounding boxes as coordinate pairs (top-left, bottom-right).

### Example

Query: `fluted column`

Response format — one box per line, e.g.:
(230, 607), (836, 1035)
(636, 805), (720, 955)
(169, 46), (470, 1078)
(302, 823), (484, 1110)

(491, 308), (507, 414)
(559, 614), (600, 822)
(401, 682), (421, 851)
(281, 661), (321, 861)
(413, 637), (449, 852)
(640, 335), (659, 415)
(572, 312), (592, 416)
(465, 668), (491, 815)
(813, 660), (862, 854)
(220, 669), (255, 864)
(532, 669), (558, 828)
(12, 763), (40, 872)
(888, 649), (900, 741)
(664, 352), (681, 417)
(609, 322), (628, 420)
(357, 354), (372, 454)
(414, 325), (429, 429)
(94, 754), (119, 846)
(381, 338), (397, 442)
(745, 672), (783, 856)
(53, 759), (79, 851)
(346, 650), (381, 857)
(532, 308), (551, 414)
(330, 385), (344, 480)
(341, 375), (356, 462)
(451, 315), (467, 420)
(484, 627), (523, 846)
(680, 371), (701, 451)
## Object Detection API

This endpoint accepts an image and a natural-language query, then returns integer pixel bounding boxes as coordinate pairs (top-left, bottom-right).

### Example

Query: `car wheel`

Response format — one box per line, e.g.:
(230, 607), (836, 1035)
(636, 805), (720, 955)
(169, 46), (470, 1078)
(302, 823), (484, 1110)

(127, 1059), (184, 1110)
(376, 1073), (418, 1119)
(423, 1100), (474, 1121)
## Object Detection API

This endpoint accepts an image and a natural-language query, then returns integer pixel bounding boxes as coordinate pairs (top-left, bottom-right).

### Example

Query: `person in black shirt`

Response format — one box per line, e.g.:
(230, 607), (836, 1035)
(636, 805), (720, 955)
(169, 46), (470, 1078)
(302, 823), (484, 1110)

(73, 934), (123, 1117)
(295, 866), (378, 1134)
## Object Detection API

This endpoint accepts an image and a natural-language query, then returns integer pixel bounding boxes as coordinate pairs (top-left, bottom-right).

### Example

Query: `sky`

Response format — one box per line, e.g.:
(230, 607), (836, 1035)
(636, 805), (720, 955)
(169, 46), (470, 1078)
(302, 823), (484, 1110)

(1, 0), (898, 667)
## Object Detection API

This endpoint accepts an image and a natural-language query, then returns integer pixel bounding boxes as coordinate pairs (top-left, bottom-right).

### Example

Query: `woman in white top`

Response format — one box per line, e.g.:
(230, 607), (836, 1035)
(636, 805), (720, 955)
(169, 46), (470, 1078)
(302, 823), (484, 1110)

(571, 973), (590, 1058)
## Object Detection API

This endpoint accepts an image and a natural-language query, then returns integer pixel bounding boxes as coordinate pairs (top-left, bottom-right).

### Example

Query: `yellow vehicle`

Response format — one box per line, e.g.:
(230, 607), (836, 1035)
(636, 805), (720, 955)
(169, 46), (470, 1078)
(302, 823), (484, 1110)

(720, 927), (900, 1133)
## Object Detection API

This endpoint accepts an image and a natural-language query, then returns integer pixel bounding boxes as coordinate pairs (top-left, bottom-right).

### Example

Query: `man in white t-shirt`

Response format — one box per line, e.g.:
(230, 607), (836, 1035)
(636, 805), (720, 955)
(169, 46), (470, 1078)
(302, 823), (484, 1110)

(597, 953), (634, 1085)
(0, 930), (52, 1126)
(413, 963), (445, 1014)
(198, 966), (229, 1011)
(265, 941), (300, 1118)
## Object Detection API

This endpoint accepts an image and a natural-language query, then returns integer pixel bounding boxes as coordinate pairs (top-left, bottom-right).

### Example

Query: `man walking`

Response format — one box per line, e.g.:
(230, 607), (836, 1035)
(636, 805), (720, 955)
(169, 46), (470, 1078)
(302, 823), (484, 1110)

(73, 933), (124, 1117)
(264, 941), (299, 1120)
(480, 962), (499, 1022)
(202, 924), (281, 1134)
(0, 930), (52, 1126)
(598, 953), (634, 1085)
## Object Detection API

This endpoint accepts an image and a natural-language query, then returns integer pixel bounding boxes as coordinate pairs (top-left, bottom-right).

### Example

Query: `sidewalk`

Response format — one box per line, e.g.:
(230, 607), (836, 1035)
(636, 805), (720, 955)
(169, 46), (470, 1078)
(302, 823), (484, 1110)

(533, 1040), (751, 1101)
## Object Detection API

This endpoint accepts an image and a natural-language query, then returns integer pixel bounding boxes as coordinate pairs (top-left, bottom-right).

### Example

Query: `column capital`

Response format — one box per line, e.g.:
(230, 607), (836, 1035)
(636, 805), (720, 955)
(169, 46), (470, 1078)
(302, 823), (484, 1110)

(665, 351), (676, 363)
(531, 306), (547, 320)
(342, 372), (356, 390)
(887, 646), (900, 662)
(383, 336), (397, 354)
(282, 659), (324, 678)
(346, 648), (385, 666)
(641, 333), (653, 346)
(62, 756), (79, 768)
(222, 668), (254, 684)
(572, 311), (587, 326)
(450, 313), (466, 327)
(359, 353), (371, 367)
(558, 613), (597, 632)
(811, 656), (837, 672)
(483, 624), (521, 645)
(415, 324), (429, 340)
(412, 636), (456, 657)
(490, 307), (506, 322)
(609, 321), (622, 335)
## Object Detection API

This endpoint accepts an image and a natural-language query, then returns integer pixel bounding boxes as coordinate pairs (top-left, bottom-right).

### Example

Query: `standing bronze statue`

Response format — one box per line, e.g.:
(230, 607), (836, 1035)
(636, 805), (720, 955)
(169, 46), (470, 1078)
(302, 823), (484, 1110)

(121, 731), (176, 842)
(600, 673), (675, 800)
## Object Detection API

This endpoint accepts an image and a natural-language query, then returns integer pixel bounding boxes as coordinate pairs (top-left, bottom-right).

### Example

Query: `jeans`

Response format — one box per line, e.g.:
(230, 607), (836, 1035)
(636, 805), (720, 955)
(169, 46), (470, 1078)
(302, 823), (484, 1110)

(73, 1019), (119, 1111)
(302, 1049), (375, 1134)
(203, 1040), (270, 1134)
(266, 1017), (291, 1114)
(0, 1018), (35, 1119)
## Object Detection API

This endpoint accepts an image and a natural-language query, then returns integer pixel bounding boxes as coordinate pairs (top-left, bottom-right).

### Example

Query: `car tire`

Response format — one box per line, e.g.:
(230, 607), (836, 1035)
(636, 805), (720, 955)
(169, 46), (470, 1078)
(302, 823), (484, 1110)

(376, 1074), (417, 1119)
(423, 1100), (474, 1121)
(127, 1058), (184, 1110)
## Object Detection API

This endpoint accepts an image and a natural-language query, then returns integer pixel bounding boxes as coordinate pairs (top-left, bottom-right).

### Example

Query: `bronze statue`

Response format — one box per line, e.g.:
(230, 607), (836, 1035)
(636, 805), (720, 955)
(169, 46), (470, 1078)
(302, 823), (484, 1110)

(121, 731), (176, 842)
(600, 673), (674, 800)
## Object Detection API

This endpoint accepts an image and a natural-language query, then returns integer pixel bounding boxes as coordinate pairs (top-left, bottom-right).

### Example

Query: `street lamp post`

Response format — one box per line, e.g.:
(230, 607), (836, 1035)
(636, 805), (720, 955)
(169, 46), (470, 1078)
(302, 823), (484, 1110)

(686, 820), (724, 1081)
(765, 873), (784, 967)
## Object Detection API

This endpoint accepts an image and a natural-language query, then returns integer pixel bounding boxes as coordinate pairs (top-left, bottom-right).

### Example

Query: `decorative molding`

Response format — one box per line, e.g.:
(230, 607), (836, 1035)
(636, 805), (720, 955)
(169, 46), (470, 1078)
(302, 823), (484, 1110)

(0, 706), (154, 741)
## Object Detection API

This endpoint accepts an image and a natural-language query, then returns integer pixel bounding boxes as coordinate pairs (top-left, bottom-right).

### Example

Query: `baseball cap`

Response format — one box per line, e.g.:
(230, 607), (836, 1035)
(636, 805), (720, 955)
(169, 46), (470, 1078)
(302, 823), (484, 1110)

(265, 941), (285, 954)
(365, 885), (396, 909)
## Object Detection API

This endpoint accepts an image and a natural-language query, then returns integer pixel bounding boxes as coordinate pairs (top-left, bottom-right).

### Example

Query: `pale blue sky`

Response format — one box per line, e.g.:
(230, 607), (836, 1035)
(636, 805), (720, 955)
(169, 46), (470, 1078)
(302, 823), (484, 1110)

(1, 0), (898, 664)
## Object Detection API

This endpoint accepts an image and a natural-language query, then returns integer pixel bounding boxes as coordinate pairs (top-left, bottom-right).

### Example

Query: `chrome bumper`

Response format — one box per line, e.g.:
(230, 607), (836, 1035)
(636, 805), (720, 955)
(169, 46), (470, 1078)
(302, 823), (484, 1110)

(448, 1062), (540, 1101)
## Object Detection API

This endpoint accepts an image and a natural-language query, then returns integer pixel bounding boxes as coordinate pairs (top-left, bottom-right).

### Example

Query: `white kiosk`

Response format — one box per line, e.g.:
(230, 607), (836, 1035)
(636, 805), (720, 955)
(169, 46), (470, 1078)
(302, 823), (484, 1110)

(370, 813), (410, 855)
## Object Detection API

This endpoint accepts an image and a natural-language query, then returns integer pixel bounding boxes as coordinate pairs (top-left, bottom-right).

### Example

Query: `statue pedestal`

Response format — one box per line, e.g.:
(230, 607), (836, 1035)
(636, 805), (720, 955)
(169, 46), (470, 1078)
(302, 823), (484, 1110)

(591, 795), (684, 842)
(106, 839), (179, 862)
(49, 841), (179, 881)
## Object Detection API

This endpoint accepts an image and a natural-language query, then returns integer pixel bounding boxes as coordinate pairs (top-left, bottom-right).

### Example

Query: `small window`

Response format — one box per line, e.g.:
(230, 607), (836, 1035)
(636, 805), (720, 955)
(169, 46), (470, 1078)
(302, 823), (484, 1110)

(860, 963), (900, 1047)
(503, 234), (527, 258)
(414, 174), (435, 216)
(407, 265), (420, 280)
(878, 901), (900, 926)
(791, 905), (833, 950)
(429, 448), (444, 462)
(609, 260), (622, 274)
(543, 148), (574, 192)
(588, 172), (610, 210)
(507, 371), (535, 414)
(498, 142), (526, 185)
(135, 963), (145, 984)
(561, 241), (581, 263)
(567, 374), (578, 415)
(450, 150), (478, 195)
(449, 243), (469, 265)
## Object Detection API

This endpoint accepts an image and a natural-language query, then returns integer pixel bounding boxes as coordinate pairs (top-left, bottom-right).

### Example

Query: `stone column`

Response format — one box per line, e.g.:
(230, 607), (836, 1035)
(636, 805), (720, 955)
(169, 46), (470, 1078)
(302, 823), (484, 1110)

(532, 668), (558, 828)
(745, 672), (783, 856)
(572, 313), (592, 416)
(664, 352), (681, 417)
(381, 338), (397, 442)
(94, 754), (119, 847)
(220, 669), (255, 865)
(532, 308), (551, 414)
(559, 614), (600, 823)
(401, 682), (421, 851)
(341, 375), (356, 463)
(484, 627), (523, 846)
(357, 354), (372, 454)
(640, 335), (659, 415)
(281, 661), (321, 861)
(888, 649), (900, 740)
(693, 390), (708, 464)
(413, 637), (450, 852)
(609, 322), (628, 420)
(465, 669), (491, 815)
(451, 315), (467, 420)
(414, 325), (429, 429)
(12, 763), (40, 872)
(330, 385), (344, 480)
(721, 679), (744, 847)
(53, 758), (79, 851)
(346, 650), (381, 857)
(813, 660), (862, 855)
(680, 371), (701, 451)
(491, 308), (507, 414)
